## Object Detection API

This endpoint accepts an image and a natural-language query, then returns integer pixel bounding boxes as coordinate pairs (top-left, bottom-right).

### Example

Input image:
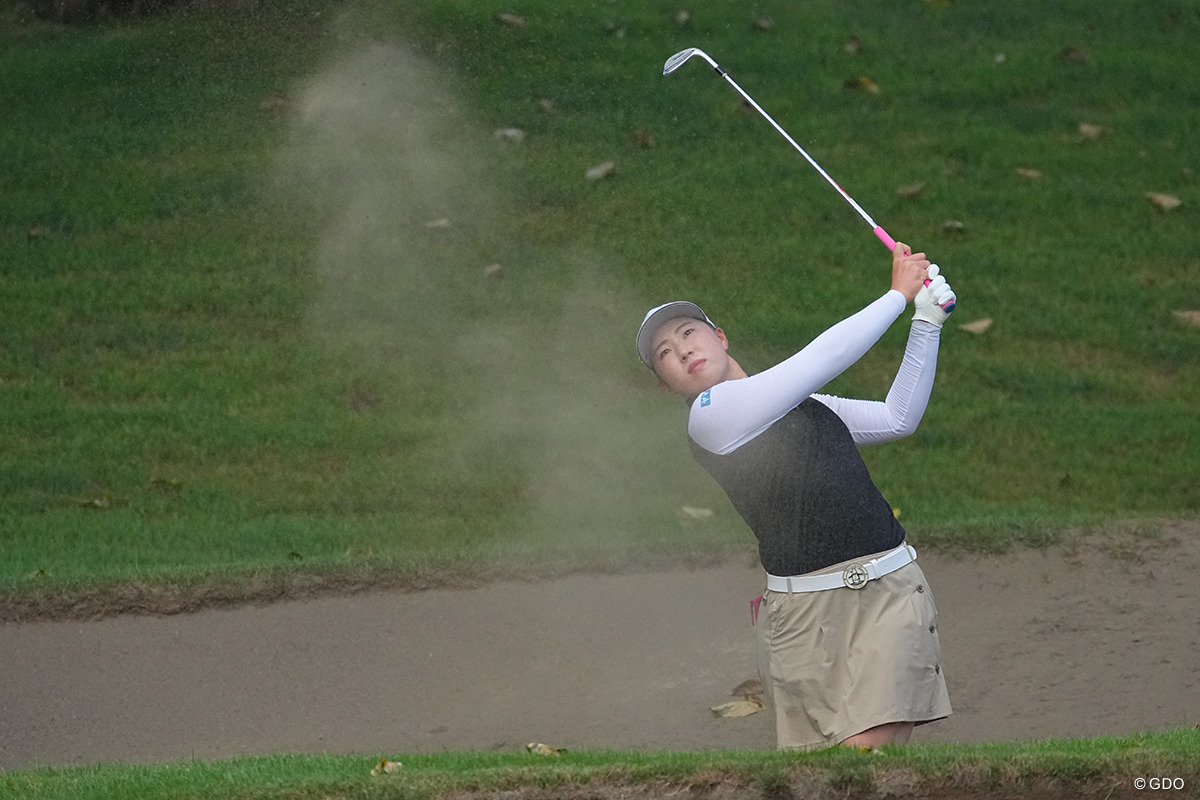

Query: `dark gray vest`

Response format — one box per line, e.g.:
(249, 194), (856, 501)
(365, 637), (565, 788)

(690, 397), (905, 576)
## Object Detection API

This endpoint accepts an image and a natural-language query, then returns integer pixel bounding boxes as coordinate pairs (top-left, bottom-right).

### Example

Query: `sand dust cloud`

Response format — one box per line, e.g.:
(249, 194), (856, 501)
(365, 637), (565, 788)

(278, 35), (710, 553)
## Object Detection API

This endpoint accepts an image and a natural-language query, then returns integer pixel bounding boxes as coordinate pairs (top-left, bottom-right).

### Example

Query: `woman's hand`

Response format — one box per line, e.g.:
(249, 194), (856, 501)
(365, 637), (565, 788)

(913, 265), (957, 326)
(891, 242), (931, 302)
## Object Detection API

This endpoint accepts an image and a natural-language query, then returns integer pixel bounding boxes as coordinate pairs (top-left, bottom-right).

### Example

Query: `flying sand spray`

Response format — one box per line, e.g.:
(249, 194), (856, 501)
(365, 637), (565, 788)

(663, 47), (955, 312)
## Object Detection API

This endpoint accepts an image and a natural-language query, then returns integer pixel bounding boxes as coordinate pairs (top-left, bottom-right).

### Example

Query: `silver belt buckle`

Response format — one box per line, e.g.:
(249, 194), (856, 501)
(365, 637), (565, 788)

(842, 563), (869, 590)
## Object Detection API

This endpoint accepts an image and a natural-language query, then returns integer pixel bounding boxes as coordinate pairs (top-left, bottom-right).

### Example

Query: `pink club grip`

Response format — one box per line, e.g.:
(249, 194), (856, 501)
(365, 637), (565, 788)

(873, 226), (955, 313)
(873, 226), (897, 252)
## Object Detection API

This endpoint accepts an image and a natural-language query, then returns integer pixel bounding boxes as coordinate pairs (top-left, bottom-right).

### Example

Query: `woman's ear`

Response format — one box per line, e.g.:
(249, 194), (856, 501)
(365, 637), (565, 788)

(715, 327), (730, 351)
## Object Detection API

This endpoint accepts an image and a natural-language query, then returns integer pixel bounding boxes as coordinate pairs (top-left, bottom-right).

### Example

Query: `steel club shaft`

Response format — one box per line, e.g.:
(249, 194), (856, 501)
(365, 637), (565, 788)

(662, 47), (954, 312)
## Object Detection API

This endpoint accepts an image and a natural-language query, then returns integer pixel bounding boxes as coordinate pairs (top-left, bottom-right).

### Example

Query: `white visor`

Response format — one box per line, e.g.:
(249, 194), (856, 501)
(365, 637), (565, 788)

(636, 301), (715, 368)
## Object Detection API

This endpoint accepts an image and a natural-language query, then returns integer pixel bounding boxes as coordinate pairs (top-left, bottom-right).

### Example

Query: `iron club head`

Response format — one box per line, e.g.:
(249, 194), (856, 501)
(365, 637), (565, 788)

(663, 47), (720, 75)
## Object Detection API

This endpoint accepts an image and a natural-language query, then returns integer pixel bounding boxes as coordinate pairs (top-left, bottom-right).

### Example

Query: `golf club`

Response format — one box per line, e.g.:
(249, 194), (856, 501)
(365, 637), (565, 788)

(663, 47), (954, 312)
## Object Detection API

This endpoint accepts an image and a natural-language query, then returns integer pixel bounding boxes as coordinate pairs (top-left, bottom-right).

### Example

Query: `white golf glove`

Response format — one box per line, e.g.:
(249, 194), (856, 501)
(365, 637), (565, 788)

(913, 264), (957, 327)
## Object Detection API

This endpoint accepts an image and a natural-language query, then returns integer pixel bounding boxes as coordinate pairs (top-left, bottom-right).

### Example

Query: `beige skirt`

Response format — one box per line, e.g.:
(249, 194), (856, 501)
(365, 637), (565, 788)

(756, 546), (952, 750)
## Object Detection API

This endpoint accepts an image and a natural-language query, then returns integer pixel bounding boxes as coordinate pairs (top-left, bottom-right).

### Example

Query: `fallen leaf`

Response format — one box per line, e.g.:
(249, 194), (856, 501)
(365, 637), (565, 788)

(942, 219), (966, 234)
(79, 493), (113, 509)
(424, 218), (451, 229)
(585, 161), (616, 181)
(1146, 192), (1182, 211)
(631, 128), (655, 148)
(148, 477), (182, 493)
(960, 318), (993, 334)
(752, 15), (774, 31)
(602, 21), (625, 38)
(672, 10), (691, 27)
(494, 127), (525, 143)
(1056, 45), (1088, 63)
(680, 506), (714, 520)
(538, 98), (556, 115)
(483, 263), (504, 279)
(346, 386), (381, 412)
(843, 76), (880, 94)
(844, 35), (862, 54)
(710, 699), (765, 718)
(1079, 123), (1105, 140)
(370, 759), (402, 776)
(1016, 168), (1043, 180)
(1172, 310), (1200, 328)
(526, 742), (565, 756)
(496, 12), (526, 27)
(994, 52), (1007, 65)
(896, 182), (926, 198)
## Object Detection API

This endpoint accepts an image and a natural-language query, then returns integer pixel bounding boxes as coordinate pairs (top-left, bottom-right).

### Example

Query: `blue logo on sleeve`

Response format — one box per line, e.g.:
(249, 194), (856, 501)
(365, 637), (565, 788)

(699, 389), (711, 407)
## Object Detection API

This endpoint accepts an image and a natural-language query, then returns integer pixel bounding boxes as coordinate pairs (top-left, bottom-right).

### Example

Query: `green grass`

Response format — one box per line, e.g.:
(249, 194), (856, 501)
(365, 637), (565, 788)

(4, 730), (1199, 799)
(2, 0), (1198, 607)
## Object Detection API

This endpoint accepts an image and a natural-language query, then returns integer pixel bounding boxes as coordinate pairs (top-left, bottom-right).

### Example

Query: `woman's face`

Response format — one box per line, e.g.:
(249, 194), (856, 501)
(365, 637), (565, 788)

(649, 316), (733, 399)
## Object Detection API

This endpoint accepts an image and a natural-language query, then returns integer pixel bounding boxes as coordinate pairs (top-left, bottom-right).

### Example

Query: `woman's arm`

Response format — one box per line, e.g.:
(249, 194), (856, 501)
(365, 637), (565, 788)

(812, 320), (941, 446)
(688, 290), (908, 455)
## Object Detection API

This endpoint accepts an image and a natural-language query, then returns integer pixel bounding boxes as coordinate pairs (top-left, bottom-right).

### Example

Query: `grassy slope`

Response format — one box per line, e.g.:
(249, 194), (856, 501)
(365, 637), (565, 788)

(1, 0), (1198, 600)
(389, 0), (1200, 521)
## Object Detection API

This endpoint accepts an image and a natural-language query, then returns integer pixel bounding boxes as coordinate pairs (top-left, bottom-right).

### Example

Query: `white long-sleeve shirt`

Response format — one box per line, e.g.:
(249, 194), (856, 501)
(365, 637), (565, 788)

(688, 290), (940, 455)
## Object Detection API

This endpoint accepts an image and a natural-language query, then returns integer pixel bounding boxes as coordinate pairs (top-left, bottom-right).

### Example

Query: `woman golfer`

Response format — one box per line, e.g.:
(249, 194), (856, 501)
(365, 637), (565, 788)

(637, 244), (955, 750)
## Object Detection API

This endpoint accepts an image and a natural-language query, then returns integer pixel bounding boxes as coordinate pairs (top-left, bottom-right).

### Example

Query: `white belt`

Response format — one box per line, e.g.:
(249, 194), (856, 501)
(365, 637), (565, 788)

(766, 544), (916, 593)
